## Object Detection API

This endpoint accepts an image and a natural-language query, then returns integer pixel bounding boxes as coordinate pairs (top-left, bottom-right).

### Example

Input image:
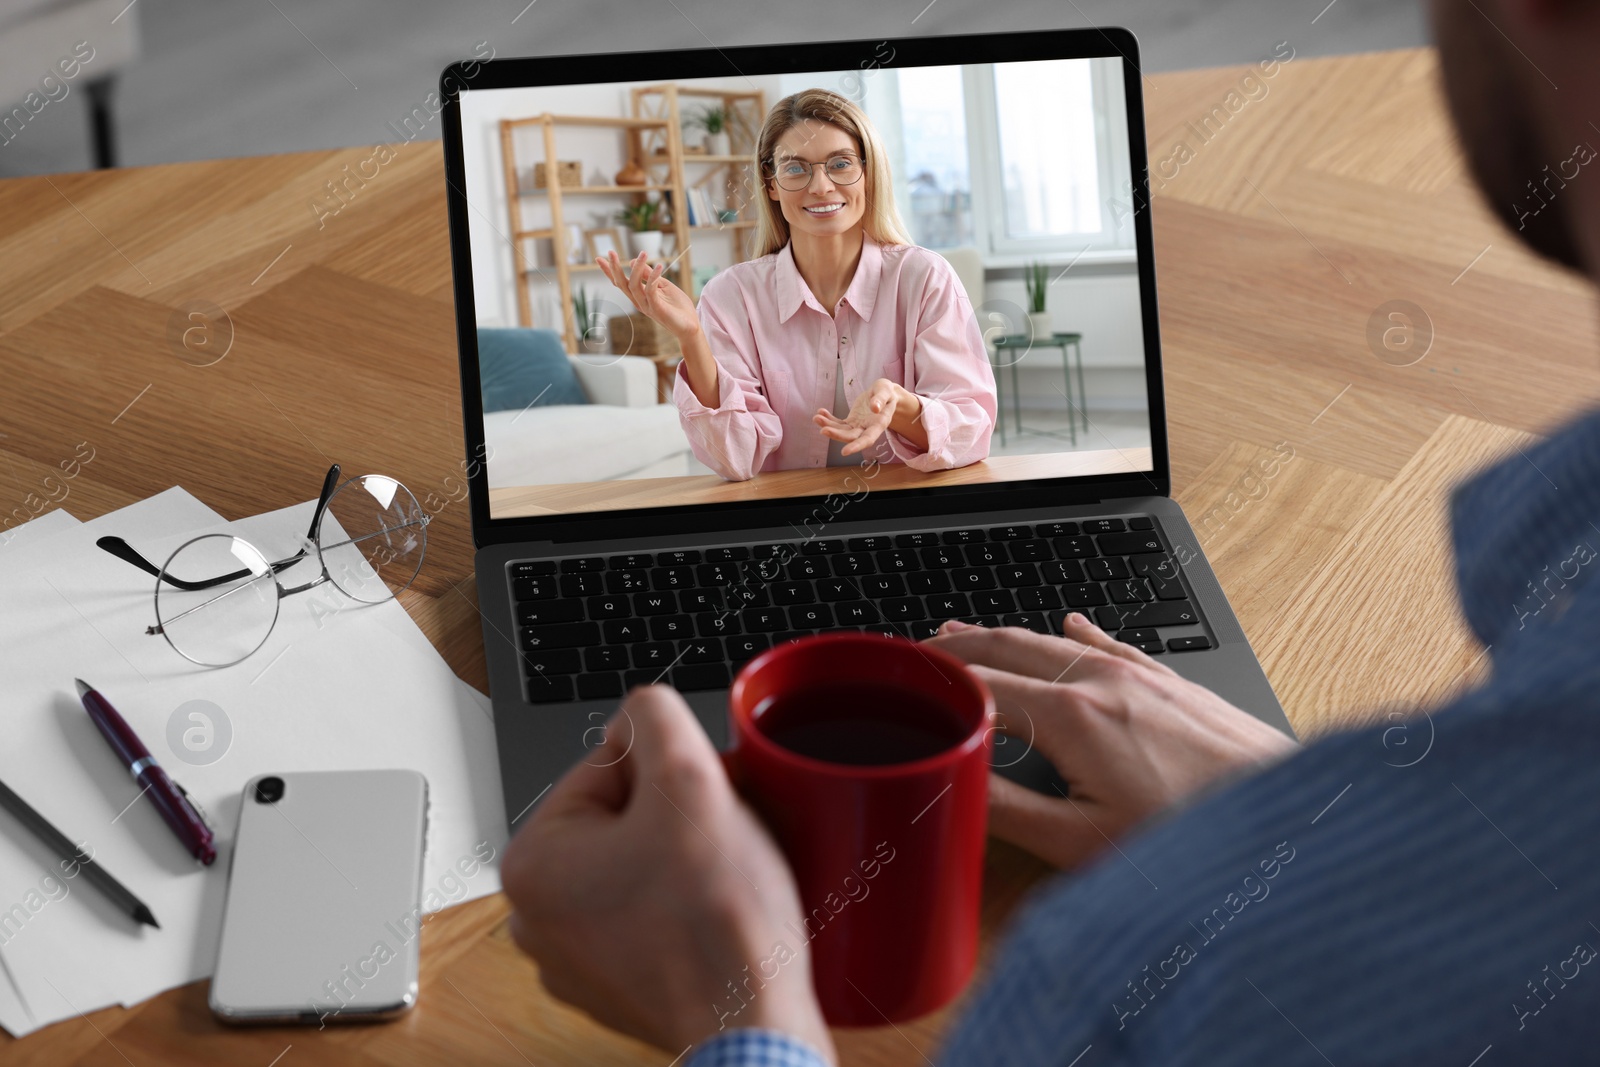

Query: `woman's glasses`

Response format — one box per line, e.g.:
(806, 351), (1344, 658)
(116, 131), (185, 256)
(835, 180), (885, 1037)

(98, 465), (429, 668)
(769, 153), (863, 191)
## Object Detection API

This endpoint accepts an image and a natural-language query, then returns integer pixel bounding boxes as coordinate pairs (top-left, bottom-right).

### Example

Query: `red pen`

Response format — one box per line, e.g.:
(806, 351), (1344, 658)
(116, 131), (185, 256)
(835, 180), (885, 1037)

(76, 679), (217, 866)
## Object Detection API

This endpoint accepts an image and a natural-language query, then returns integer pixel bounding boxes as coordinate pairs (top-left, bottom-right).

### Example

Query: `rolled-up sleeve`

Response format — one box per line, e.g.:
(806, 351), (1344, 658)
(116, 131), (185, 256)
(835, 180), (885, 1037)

(673, 277), (785, 482)
(883, 260), (997, 471)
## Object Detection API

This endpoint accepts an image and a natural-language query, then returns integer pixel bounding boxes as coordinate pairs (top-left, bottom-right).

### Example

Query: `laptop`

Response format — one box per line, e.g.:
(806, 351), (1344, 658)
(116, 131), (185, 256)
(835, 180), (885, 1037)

(438, 27), (1295, 832)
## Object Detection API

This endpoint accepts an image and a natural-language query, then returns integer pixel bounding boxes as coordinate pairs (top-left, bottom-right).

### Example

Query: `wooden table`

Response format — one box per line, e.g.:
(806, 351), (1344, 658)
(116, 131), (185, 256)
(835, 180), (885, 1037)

(2, 47), (1596, 1066)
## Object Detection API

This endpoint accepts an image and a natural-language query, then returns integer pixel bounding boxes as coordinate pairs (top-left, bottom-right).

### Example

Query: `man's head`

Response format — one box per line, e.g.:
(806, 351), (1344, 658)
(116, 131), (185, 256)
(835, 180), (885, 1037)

(1430, 0), (1600, 273)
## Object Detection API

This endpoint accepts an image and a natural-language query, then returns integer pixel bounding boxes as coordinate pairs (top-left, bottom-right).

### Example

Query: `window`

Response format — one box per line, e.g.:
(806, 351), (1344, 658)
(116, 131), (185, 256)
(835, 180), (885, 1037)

(877, 58), (1133, 259)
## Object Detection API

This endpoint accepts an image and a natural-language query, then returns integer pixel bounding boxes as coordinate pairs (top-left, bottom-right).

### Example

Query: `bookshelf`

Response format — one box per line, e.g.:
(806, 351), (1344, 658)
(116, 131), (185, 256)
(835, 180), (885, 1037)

(499, 84), (766, 354)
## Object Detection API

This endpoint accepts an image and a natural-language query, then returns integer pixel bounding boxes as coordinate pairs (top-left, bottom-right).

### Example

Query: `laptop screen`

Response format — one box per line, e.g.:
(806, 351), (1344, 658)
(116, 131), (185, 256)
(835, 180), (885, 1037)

(449, 35), (1161, 524)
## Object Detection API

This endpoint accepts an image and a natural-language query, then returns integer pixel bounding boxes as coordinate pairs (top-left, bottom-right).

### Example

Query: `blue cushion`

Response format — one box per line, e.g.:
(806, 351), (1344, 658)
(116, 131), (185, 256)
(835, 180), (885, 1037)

(477, 327), (589, 412)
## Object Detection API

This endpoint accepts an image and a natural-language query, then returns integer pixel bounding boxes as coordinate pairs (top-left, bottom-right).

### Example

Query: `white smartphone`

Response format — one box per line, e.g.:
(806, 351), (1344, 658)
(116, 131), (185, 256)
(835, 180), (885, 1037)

(209, 769), (428, 1025)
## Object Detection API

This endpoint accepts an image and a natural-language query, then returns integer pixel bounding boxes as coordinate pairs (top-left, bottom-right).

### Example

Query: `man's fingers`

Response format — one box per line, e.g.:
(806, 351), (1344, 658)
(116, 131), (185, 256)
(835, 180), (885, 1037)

(609, 685), (726, 804)
(987, 774), (1111, 870)
(924, 621), (1116, 684)
(1059, 611), (1175, 673)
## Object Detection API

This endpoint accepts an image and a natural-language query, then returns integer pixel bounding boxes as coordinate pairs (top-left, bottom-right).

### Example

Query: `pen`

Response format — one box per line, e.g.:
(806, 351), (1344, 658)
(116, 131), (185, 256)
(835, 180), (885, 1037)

(75, 679), (217, 866)
(0, 774), (159, 929)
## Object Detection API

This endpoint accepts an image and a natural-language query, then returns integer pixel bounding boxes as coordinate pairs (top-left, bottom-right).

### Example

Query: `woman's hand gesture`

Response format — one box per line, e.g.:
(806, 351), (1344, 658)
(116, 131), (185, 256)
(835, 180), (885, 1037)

(596, 250), (700, 341)
(814, 377), (901, 456)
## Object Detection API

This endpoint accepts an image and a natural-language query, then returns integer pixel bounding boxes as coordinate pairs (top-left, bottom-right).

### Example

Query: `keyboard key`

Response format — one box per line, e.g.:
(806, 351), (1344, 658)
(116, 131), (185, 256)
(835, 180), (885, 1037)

(696, 612), (741, 637)
(1129, 553), (1180, 581)
(577, 673), (623, 700)
(835, 602), (874, 625)
(1084, 557), (1130, 582)
(606, 569), (651, 593)
(921, 546), (964, 569)
(972, 590), (1017, 614)
(1167, 636), (1213, 652)
(634, 592), (678, 616)
(1042, 560), (1087, 584)
(1037, 521), (1079, 537)
(520, 622), (601, 651)
(679, 637), (723, 664)
(964, 542), (1008, 566)
(726, 635), (771, 662)
(657, 549), (701, 566)
(585, 647), (630, 671)
(907, 620), (943, 639)
(510, 560), (556, 578)
(996, 564), (1040, 588)
(908, 572), (952, 595)
(771, 581), (815, 606)
(512, 575), (557, 601)
(1115, 629), (1160, 644)
(674, 663), (732, 691)
(942, 528), (986, 544)
(859, 575), (907, 597)
(632, 642), (677, 668)
(526, 676), (575, 703)
(560, 573), (605, 597)
(753, 543), (790, 558)
(1000, 612), (1052, 634)
(1095, 601), (1199, 630)
(602, 619), (650, 643)
(847, 536), (892, 551)
(1010, 539), (1053, 563)
(1098, 531), (1164, 556)
(876, 550), (918, 573)
(1083, 518), (1126, 534)
(678, 589), (724, 613)
(560, 557), (605, 572)
(1108, 580), (1153, 604)
(784, 557), (830, 580)
(1138, 641), (1166, 654)
(881, 597), (926, 622)
(951, 567), (996, 591)
(926, 593), (971, 619)
(650, 614), (695, 640)
(704, 546), (750, 561)
(652, 565), (695, 590)
(1017, 587), (1063, 610)
(799, 539), (843, 555)
(895, 532), (939, 547)
(517, 600), (583, 626)
(988, 525), (1032, 540)
(789, 604), (833, 628)
(522, 648), (581, 675)
(833, 553), (876, 576)
(608, 553), (654, 569)
(1128, 517), (1155, 530)
(623, 668), (665, 689)
(1062, 584), (1108, 608)
(725, 584), (770, 609)
(742, 608), (787, 633)
(1053, 536), (1096, 559)
(697, 563), (740, 585)
(816, 578), (857, 601)
(585, 594), (630, 619)
(1149, 572), (1189, 600)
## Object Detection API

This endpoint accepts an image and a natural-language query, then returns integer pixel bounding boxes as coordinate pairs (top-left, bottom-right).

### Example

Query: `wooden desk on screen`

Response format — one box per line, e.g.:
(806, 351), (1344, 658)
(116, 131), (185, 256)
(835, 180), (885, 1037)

(489, 450), (1155, 516)
(1, 47), (1597, 1067)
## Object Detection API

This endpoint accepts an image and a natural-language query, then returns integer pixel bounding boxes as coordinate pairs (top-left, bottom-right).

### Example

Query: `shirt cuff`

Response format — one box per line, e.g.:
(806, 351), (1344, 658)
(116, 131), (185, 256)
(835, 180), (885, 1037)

(885, 392), (953, 470)
(684, 1028), (832, 1067)
(674, 357), (751, 417)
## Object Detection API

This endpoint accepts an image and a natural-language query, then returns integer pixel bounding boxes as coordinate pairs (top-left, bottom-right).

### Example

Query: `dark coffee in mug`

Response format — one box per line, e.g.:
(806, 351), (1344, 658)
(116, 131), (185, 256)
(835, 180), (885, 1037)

(753, 680), (970, 766)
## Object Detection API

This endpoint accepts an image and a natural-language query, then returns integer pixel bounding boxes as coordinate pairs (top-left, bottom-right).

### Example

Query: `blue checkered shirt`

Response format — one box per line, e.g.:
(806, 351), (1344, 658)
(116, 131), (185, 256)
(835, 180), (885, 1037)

(695, 408), (1600, 1065)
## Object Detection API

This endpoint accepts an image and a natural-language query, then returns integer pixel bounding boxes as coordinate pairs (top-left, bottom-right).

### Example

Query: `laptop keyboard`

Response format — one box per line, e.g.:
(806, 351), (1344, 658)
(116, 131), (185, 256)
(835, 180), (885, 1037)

(507, 516), (1211, 704)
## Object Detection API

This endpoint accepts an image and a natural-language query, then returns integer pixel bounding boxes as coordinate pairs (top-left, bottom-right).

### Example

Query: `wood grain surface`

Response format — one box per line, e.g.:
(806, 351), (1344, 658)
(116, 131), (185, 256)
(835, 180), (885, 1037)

(2, 47), (1598, 1066)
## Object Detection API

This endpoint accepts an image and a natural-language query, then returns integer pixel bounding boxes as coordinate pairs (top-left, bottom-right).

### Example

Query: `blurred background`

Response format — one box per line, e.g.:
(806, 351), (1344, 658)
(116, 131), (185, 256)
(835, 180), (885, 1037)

(0, 0), (1427, 179)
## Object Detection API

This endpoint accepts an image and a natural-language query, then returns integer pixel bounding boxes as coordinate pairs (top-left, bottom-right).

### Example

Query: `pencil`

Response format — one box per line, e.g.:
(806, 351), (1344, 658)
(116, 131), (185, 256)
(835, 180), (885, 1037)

(0, 775), (159, 929)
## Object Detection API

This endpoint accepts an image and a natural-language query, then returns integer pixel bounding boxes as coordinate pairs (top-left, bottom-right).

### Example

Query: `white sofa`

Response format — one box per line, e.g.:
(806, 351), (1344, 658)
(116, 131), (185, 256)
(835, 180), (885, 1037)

(485, 354), (705, 488)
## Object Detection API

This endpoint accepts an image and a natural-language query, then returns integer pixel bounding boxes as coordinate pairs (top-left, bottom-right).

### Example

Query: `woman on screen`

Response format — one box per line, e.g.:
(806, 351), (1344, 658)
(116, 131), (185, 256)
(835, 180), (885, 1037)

(596, 88), (996, 482)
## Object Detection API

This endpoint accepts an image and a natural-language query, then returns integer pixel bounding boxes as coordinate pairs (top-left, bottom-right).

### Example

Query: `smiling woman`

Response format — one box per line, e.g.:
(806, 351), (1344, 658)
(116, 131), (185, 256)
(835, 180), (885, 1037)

(597, 87), (997, 482)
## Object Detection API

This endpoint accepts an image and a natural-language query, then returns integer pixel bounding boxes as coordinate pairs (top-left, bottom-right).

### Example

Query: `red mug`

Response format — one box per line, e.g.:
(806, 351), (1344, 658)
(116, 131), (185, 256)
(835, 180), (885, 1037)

(725, 632), (993, 1026)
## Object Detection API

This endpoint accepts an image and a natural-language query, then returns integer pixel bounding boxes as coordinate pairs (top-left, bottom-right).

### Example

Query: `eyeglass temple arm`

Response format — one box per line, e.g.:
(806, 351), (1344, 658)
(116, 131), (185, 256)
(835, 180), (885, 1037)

(95, 536), (303, 591)
(308, 464), (342, 541)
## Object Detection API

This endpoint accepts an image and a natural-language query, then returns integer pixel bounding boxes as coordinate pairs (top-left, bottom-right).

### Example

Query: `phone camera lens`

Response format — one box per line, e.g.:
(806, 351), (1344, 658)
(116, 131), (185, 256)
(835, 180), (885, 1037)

(254, 776), (285, 804)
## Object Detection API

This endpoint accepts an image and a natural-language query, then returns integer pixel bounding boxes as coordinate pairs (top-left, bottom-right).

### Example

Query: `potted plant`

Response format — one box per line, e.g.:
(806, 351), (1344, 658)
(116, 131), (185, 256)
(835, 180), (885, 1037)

(572, 287), (607, 354)
(616, 201), (664, 260)
(1024, 260), (1051, 341)
(686, 104), (732, 157)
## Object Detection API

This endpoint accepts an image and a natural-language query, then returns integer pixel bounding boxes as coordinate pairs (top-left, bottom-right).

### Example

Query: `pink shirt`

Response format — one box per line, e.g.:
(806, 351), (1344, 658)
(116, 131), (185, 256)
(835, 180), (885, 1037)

(673, 233), (997, 482)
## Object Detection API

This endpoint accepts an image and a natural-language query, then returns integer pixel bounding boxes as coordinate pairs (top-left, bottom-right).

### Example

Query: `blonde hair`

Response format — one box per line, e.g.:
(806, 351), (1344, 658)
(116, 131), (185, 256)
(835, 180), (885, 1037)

(749, 88), (914, 258)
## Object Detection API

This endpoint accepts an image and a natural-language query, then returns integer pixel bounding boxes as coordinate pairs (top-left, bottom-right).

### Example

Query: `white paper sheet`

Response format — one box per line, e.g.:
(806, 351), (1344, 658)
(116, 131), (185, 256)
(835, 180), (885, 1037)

(0, 490), (505, 1037)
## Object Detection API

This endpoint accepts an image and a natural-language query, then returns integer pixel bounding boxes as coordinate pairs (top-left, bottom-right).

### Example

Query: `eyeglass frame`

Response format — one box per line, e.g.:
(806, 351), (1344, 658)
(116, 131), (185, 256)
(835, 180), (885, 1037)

(765, 151), (866, 192)
(97, 464), (431, 666)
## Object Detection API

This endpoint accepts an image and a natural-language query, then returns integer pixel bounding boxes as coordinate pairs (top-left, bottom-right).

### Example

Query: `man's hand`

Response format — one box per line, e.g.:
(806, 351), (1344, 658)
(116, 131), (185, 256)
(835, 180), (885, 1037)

(923, 614), (1298, 869)
(501, 686), (836, 1062)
